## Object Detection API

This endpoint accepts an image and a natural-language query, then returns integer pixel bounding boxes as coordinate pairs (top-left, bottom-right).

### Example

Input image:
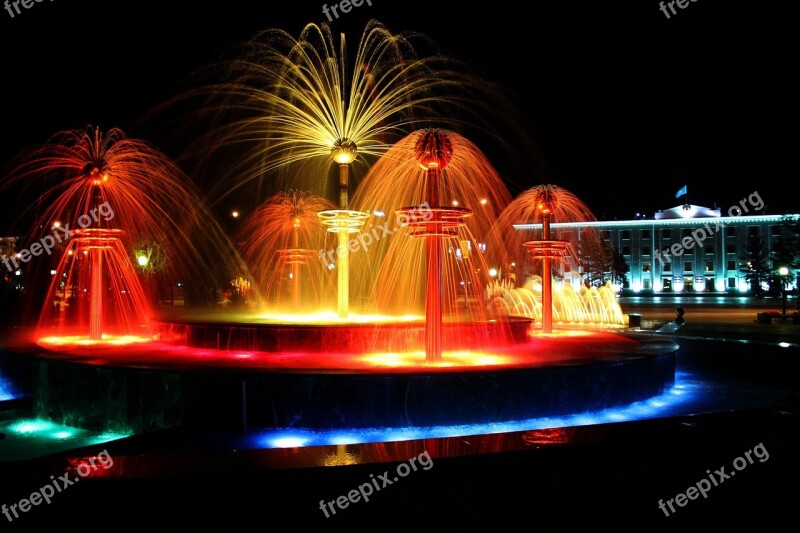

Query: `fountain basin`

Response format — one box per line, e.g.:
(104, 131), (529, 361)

(7, 330), (676, 433)
(154, 315), (533, 353)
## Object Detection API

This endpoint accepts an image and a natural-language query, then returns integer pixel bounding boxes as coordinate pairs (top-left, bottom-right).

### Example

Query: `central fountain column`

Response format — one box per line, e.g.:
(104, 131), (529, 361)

(291, 217), (301, 306)
(336, 162), (350, 315)
(317, 139), (369, 317)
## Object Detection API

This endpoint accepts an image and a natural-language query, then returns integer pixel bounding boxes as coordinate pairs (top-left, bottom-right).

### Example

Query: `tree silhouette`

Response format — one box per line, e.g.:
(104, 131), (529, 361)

(740, 234), (770, 296)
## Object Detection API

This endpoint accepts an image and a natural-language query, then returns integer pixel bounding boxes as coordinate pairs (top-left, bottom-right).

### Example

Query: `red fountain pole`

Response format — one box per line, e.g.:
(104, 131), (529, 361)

(399, 130), (465, 363)
(425, 165), (443, 362)
(541, 211), (552, 334)
(523, 186), (570, 335)
(88, 168), (107, 340)
(89, 250), (103, 339)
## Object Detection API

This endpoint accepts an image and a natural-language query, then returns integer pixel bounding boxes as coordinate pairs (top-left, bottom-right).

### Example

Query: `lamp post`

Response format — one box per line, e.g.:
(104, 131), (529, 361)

(779, 266), (789, 316)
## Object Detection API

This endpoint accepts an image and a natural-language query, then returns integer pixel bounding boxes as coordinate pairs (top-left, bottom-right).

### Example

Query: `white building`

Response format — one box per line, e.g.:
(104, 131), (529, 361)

(515, 204), (799, 294)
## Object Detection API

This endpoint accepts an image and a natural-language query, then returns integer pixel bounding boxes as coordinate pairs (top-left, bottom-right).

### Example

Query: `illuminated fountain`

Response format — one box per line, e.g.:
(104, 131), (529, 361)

(183, 20), (494, 317)
(404, 130), (466, 361)
(489, 184), (625, 329)
(0, 127), (672, 446)
(239, 190), (336, 310)
(523, 185), (570, 333)
(488, 279), (625, 326)
(0, 125), (245, 346)
(0, 27), (675, 445)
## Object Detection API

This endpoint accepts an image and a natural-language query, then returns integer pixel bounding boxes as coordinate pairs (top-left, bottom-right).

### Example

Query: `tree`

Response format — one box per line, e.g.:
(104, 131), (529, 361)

(768, 216), (800, 295)
(609, 247), (630, 287)
(578, 239), (628, 288)
(579, 240), (609, 287)
(740, 234), (770, 296)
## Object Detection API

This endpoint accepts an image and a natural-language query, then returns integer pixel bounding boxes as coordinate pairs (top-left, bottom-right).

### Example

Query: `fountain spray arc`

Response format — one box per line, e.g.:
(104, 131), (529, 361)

(41, 163), (151, 343)
(522, 186), (572, 333)
(318, 139), (369, 317)
(397, 130), (470, 362)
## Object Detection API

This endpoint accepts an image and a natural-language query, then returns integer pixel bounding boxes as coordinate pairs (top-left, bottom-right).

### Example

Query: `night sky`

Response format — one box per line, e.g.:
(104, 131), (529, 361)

(0, 0), (795, 228)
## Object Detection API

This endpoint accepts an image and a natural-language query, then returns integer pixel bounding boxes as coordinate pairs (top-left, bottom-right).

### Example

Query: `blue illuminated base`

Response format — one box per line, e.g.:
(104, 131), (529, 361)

(15, 340), (676, 433)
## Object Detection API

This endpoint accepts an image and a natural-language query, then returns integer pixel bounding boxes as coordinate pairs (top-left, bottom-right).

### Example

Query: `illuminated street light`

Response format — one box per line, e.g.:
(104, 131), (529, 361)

(779, 266), (790, 316)
(137, 255), (149, 267)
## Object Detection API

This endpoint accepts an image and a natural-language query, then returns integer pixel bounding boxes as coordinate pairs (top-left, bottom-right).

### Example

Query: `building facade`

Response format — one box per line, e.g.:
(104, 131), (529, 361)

(515, 204), (799, 294)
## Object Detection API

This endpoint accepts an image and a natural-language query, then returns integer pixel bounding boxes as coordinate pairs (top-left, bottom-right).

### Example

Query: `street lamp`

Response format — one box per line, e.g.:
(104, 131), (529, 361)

(779, 266), (789, 316)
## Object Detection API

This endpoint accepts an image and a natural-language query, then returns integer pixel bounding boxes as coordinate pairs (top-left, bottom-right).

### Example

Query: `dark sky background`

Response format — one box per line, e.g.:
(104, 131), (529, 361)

(0, 0), (796, 229)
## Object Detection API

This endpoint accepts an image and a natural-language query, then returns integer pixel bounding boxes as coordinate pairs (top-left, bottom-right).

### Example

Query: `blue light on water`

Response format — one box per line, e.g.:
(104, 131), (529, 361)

(0, 374), (17, 402)
(328, 433), (362, 445)
(271, 436), (310, 448)
(247, 372), (703, 450)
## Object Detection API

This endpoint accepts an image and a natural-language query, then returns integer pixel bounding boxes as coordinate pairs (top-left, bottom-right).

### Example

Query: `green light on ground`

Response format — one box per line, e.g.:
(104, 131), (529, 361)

(9, 419), (57, 434)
